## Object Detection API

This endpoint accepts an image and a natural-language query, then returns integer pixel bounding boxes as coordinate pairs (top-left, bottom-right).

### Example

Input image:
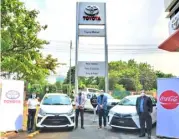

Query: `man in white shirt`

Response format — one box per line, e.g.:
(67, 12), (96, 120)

(75, 92), (85, 129)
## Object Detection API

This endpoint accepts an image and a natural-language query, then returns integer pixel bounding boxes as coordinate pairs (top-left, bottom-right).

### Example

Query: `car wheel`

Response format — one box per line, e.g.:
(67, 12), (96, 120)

(68, 126), (74, 131)
(112, 127), (118, 131)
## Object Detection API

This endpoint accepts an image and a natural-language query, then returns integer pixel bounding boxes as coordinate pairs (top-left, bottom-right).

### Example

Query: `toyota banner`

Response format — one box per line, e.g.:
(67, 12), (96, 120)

(157, 78), (179, 138)
(0, 80), (24, 132)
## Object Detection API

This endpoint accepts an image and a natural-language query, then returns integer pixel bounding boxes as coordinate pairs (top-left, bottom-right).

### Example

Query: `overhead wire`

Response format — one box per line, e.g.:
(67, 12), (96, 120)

(41, 40), (166, 54)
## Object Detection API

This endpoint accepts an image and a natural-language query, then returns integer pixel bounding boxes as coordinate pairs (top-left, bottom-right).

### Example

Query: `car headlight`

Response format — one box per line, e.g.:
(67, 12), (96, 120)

(67, 109), (74, 116)
(38, 108), (46, 116)
(108, 110), (115, 115)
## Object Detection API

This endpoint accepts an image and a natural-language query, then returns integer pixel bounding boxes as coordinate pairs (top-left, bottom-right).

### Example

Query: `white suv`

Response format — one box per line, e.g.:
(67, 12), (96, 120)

(36, 93), (75, 130)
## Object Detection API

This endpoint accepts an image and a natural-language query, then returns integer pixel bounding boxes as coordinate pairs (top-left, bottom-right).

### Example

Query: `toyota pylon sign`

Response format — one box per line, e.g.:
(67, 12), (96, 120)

(78, 2), (105, 25)
(157, 78), (179, 138)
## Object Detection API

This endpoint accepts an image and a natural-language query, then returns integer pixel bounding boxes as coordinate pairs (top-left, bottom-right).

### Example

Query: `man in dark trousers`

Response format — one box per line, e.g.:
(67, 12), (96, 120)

(136, 90), (153, 139)
(75, 92), (85, 129)
(97, 92), (107, 129)
(90, 93), (98, 122)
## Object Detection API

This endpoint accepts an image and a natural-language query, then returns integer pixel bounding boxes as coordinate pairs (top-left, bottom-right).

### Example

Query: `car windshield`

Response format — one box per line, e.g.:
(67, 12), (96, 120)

(42, 95), (71, 105)
(104, 93), (113, 99)
(118, 97), (137, 106)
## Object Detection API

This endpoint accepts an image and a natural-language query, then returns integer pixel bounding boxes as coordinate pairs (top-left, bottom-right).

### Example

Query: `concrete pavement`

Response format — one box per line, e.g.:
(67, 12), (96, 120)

(32, 112), (157, 139)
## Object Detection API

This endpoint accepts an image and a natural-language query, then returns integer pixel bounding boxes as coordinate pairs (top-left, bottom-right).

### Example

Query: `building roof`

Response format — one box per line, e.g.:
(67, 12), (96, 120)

(158, 29), (179, 52)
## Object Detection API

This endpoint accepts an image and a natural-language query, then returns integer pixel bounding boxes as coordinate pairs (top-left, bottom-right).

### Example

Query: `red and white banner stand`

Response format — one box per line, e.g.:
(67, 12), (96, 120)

(157, 78), (179, 139)
(0, 80), (24, 132)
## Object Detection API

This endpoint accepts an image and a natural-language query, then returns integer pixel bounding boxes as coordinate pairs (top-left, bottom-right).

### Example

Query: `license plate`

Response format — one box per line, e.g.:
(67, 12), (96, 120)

(119, 120), (124, 123)
(52, 121), (60, 124)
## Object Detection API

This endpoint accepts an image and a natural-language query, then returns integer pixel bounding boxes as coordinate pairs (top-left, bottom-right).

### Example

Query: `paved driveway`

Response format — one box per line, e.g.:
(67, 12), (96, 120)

(32, 112), (157, 139)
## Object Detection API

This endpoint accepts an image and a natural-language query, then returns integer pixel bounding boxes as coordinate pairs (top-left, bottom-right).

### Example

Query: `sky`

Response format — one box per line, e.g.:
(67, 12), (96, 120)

(22, 0), (179, 76)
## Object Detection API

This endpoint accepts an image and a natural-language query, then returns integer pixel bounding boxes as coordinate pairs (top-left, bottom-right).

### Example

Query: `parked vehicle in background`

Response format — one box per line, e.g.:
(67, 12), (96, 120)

(108, 95), (157, 130)
(36, 93), (75, 130)
(84, 92), (119, 112)
(81, 88), (101, 94)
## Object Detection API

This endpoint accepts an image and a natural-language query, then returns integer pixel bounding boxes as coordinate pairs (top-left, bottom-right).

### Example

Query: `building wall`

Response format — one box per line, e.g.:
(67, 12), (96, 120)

(164, 0), (178, 11)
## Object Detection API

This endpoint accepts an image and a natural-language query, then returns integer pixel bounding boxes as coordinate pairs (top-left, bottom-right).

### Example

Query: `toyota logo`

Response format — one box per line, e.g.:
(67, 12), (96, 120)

(6, 90), (20, 99)
(171, 16), (179, 30)
(84, 5), (99, 16)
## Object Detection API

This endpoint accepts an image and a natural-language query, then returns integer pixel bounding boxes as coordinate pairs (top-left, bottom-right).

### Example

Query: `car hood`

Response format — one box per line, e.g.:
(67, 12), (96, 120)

(111, 105), (137, 114)
(107, 98), (120, 103)
(40, 105), (73, 114)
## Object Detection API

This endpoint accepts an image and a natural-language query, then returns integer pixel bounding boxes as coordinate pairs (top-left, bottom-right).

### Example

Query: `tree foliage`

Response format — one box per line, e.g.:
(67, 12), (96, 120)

(1, 0), (59, 84)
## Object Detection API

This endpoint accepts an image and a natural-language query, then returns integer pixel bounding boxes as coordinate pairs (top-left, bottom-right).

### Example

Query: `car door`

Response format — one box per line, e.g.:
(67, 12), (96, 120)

(150, 96), (157, 123)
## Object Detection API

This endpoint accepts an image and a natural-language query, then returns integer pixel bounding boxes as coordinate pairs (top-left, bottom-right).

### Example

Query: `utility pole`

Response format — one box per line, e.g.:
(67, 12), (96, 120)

(69, 40), (72, 95)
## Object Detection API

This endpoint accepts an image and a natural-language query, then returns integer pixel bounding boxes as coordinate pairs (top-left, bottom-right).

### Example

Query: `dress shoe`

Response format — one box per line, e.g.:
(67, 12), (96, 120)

(139, 134), (145, 137)
(75, 126), (78, 129)
(148, 134), (151, 139)
(81, 127), (85, 129)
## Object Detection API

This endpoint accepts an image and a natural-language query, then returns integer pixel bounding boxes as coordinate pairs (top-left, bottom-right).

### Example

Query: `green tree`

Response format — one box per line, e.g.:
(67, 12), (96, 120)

(138, 63), (157, 90)
(155, 71), (175, 78)
(1, 0), (59, 84)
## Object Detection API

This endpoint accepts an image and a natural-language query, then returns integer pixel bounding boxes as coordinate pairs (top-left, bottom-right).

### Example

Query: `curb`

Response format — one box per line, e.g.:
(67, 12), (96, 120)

(1, 132), (18, 138)
(27, 131), (40, 138)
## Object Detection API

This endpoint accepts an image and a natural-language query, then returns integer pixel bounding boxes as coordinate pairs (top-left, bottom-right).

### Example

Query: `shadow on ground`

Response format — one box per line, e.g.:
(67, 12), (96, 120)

(39, 127), (74, 133)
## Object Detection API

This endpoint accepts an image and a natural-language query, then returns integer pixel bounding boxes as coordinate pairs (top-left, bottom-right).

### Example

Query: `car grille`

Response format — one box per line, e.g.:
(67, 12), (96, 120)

(111, 102), (118, 106)
(114, 113), (132, 118)
(41, 116), (71, 126)
(111, 114), (137, 128)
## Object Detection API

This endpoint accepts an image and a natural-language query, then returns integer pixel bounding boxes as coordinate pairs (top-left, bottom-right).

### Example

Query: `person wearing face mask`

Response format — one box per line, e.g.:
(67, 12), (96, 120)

(97, 91), (107, 129)
(136, 90), (153, 139)
(26, 92), (39, 133)
(75, 92), (85, 129)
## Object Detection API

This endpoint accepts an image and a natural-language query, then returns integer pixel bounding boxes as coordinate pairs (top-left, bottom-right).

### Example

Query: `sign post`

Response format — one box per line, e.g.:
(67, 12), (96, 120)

(75, 2), (108, 94)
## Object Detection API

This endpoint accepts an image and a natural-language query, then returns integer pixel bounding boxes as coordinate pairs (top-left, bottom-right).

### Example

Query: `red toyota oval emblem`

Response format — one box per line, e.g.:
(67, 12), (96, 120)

(159, 90), (179, 110)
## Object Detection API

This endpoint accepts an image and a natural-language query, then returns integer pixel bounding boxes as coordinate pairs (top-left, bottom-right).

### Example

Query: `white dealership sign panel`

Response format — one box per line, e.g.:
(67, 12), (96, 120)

(78, 61), (105, 77)
(78, 2), (105, 25)
(0, 80), (24, 132)
(157, 78), (179, 138)
(79, 28), (105, 37)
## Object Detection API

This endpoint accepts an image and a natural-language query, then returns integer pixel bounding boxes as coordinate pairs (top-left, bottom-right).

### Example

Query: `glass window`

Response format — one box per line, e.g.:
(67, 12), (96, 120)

(42, 95), (71, 105)
(88, 89), (98, 92)
(104, 93), (113, 99)
(118, 97), (137, 106)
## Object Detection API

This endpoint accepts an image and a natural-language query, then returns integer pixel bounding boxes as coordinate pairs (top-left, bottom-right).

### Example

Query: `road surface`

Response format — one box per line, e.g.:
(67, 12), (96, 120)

(32, 112), (157, 139)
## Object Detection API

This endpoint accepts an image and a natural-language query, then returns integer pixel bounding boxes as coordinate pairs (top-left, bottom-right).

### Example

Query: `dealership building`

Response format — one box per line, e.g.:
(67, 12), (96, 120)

(158, 0), (179, 51)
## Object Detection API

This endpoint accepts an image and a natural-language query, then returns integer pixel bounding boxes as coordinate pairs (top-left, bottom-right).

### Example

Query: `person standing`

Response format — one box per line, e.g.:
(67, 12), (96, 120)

(136, 90), (153, 139)
(75, 92), (85, 129)
(90, 94), (98, 122)
(97, 92), (107, 129)
(26, 92), (39, 133)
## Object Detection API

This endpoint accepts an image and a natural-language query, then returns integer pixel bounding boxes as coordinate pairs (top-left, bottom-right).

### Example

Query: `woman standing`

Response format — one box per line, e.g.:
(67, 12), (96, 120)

(26, 92), (39, 133)
(90, 94), (98, 122)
